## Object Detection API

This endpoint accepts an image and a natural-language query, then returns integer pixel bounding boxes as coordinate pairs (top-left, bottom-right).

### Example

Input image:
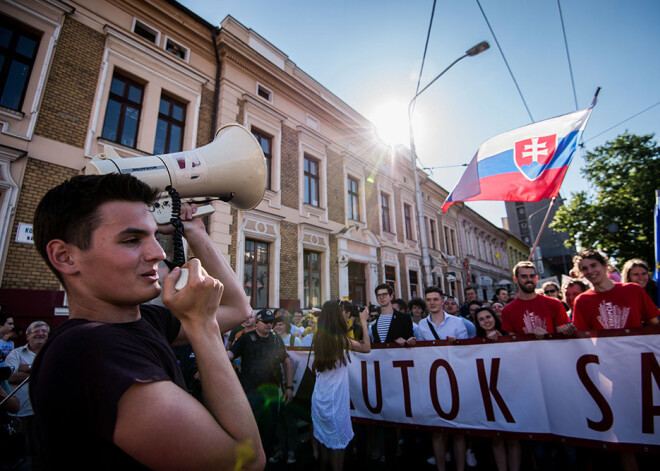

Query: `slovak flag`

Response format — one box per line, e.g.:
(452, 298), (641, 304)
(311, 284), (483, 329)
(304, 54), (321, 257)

(442, 101), (595, 213)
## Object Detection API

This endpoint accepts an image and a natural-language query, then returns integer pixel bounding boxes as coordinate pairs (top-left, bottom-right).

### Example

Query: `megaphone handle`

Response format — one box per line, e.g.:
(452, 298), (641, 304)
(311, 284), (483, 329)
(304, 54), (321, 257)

(175, 268), (189, 291)
(192, 205), (215, 219)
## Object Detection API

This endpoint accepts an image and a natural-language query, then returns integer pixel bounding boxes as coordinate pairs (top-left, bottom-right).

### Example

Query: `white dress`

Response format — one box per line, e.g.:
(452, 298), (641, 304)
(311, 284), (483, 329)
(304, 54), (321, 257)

(311, 356), (353, 449)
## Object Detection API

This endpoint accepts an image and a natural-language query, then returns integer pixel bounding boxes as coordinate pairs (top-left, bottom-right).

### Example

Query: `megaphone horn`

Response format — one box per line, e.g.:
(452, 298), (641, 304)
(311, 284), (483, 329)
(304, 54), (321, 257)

(85, 124), (267, 223)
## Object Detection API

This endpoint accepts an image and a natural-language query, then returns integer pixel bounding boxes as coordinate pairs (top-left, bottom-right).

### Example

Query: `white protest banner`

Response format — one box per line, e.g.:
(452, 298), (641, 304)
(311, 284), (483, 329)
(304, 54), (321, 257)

(288, 330), (660, 452)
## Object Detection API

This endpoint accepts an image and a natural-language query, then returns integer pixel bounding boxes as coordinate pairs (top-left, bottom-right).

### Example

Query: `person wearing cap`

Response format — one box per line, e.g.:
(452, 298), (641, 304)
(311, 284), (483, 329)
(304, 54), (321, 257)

(228, 309), (294, 460)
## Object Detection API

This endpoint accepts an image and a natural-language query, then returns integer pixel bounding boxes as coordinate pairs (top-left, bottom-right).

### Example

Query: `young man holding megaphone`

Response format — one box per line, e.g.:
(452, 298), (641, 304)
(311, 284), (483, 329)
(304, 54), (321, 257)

(29, 172), (265, 470)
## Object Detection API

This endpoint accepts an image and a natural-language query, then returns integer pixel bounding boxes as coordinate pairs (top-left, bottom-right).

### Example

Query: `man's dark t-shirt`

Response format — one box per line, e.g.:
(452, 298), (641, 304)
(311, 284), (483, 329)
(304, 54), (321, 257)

(230, 331), (289, 392)
(30, 304), (183, 470)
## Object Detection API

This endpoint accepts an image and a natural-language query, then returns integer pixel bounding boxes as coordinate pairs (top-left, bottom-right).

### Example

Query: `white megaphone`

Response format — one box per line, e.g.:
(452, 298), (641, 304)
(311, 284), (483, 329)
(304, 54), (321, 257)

(85, 123), (267, 224)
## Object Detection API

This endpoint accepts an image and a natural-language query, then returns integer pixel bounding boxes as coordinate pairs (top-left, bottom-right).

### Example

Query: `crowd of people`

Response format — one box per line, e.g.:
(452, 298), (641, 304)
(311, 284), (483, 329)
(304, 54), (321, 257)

(1, 172), (657, 471)
(213, 248), (658, 471)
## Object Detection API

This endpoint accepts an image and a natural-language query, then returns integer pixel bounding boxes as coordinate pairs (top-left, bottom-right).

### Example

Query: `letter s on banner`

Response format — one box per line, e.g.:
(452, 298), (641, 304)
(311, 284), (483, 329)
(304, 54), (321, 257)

(576, 354), (613, 432)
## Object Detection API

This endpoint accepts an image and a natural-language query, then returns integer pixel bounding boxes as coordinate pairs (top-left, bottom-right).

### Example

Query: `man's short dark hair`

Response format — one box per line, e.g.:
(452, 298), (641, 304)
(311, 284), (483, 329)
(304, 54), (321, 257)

(34, 174), (159, 283)
(573, 248), (608, 271)
(513, 260), (536, 278)
(464, 286), (476, 295)
(0, 313), (13, 326)
(562, 278), (588, 294)
(374, 283), (393, 296)
(392, 298), (407, 311)
(424, 286), (443, 297)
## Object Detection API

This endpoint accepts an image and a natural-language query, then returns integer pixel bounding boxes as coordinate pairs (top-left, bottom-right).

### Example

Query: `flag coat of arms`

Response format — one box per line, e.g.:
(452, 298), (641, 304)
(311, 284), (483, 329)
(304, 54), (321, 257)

(442, 103), (595, 213)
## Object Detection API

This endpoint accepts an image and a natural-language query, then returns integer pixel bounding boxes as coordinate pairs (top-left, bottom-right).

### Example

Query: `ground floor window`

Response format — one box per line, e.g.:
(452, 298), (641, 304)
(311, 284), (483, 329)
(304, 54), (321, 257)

(303, 250), (321, 308)
(244, 239), (269, 308)
(409, 270), (419, 299)
(385, 265), (396, 293)
(348, 261), (366, 305)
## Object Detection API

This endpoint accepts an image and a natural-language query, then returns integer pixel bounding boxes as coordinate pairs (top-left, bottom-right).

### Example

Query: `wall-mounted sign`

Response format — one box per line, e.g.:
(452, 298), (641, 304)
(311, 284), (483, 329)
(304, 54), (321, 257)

(16, 223), (34, 245)
(479, 276), (493, 286)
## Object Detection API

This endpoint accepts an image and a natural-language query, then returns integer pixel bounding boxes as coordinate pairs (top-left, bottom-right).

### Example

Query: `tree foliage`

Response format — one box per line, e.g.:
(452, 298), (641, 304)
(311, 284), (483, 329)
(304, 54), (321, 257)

(551, 132), (660, 265)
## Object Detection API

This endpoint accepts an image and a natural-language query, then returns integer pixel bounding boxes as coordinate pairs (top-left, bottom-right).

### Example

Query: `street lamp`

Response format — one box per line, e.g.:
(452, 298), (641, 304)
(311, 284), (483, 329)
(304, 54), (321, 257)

(408, 41), (490, 288)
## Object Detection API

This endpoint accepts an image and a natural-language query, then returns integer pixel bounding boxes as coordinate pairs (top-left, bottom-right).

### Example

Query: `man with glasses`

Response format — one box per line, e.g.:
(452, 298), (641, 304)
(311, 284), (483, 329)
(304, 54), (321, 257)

(370, 283), (414, 346)
(369, 284), (414, 468)
(5, 321), (50, 468)
(228, 309), (293, 460)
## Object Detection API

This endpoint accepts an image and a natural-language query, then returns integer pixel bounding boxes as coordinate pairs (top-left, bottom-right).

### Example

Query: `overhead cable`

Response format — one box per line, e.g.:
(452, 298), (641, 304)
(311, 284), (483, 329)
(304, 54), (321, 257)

(582, 99), (660, 144)
(475, 0), (535, 123)
(557, 0), (579, 110)
(410, 0), (437, 169)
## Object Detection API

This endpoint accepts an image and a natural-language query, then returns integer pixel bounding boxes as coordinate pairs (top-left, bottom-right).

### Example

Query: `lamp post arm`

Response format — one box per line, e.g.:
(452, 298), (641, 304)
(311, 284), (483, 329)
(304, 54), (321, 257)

(406, 41), (489, 290)
(409, 53), (468, 116)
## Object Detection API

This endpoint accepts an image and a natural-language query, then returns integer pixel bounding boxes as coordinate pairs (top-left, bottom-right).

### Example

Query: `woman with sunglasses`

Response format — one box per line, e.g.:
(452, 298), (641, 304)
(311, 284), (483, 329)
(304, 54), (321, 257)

(312, 301), (371, 471)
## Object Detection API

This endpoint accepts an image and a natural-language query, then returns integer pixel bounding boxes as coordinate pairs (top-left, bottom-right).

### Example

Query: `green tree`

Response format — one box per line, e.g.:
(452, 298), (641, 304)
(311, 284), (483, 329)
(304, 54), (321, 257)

(551, 132), (660, 266)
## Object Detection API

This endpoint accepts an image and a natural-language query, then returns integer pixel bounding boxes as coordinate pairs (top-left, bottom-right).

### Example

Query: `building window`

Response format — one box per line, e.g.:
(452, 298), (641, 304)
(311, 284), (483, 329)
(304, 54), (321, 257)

(133, 20), (158, 44)
(385, 265), (396, 293)
(101, 73), (144, 148)
(0, 16), (41, 111)
(347, 176), (360, 221)
(165, 38), (186, 59)
(251, 127), (272, 190)
(154, 94), (186, 155)
(243, 239), (269, 309)
(428, 218), (437, 250)
(303, 250), (321, 308)
(409, 270), (419, 299)
(444, 226), (457, 256)
(303, 154), (319, 206)
(404, 203), (413, 240)
(381, 193), (391, 233)
(257, 83), (272, 102)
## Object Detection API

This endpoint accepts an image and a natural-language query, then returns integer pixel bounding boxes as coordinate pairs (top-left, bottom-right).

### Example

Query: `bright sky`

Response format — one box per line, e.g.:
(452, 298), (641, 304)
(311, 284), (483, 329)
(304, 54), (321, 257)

(180, 0), (660, 227)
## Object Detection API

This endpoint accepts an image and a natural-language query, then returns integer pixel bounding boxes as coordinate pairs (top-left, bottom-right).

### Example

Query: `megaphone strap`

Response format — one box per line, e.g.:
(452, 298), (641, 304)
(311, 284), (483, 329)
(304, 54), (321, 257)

(166, 185), (186, 268)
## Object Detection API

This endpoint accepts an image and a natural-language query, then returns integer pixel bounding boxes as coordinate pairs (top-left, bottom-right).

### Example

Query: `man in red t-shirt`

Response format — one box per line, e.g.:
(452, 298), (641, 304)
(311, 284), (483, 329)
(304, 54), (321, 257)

(572, 248), (659, 330)
(502, 261), (575, 338)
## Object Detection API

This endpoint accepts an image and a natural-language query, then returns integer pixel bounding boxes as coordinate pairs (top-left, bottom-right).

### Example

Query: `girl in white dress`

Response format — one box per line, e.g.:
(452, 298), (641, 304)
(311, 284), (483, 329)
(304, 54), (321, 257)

(312, 301), (370, 471)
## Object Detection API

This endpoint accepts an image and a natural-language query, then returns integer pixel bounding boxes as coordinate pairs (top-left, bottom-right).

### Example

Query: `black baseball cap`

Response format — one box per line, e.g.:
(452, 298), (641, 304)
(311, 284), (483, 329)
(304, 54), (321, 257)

(256, 309), (274, 323)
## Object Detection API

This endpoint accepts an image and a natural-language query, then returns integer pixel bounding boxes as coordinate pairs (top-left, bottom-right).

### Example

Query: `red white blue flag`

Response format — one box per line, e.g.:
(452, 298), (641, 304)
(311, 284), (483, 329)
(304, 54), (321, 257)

(442, 101), (595, 213)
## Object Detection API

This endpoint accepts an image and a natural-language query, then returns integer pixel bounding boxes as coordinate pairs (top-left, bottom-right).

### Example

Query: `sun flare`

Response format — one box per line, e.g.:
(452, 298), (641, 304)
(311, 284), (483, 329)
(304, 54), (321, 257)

(368, 99), (410, 147)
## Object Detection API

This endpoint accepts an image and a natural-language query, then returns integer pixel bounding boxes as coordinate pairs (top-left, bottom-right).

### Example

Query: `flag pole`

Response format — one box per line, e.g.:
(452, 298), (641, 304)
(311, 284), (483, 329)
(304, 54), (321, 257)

(527, 197), (557, 263)
(654, 189), (659, 305)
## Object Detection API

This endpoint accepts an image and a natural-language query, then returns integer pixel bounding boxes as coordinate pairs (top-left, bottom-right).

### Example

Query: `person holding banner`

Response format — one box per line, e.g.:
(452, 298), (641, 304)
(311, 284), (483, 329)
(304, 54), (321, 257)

(572, 249), (659, 330)
(474, 306), (520, 471)
(312, 300), (370, 471)
(502, 261), (575, 338)
(572, 252), (658, 471)
(418, 287), (469, 471)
